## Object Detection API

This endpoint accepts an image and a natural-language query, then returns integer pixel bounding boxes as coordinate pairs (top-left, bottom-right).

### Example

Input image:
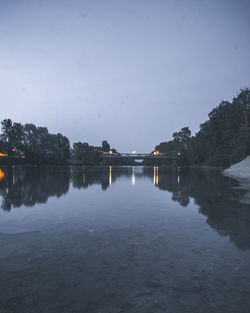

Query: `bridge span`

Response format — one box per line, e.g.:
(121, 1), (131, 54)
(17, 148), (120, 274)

(101, 152), (176, 160)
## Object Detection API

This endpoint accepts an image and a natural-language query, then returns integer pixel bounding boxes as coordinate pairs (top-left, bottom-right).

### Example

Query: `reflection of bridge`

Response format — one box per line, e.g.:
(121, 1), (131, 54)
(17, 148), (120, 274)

(102, 153), (176, 160)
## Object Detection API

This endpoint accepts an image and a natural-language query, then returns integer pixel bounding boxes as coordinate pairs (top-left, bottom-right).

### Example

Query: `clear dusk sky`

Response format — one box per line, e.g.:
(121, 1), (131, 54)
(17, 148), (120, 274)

(0, 0), (250, 152)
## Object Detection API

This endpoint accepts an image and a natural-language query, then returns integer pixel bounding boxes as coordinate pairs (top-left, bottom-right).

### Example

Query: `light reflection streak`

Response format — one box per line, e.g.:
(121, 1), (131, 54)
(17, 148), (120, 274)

(132, 167), (135, 185)
(12, 166), (15, 185)
(0, 169), (4, 181)
(153, 166), (159, 185)
(109, 166), (112, 185)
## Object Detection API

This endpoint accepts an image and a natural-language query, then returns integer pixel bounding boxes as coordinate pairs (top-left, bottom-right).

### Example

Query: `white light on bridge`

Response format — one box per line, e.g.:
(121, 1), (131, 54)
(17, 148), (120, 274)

(132, 150), (136, 154)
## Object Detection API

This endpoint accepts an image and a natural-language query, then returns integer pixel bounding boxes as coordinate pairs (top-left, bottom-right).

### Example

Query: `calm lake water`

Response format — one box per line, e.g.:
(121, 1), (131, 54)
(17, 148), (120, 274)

(0, 166), (250, 313)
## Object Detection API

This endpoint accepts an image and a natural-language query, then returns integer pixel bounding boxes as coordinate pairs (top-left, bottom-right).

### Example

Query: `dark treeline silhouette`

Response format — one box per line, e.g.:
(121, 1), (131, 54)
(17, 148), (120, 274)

(1, 165), (249, 250)
(0, 119), (70, 164)
(0, 119), (118, 165)
(155, 88), (250, 167)
(71, 140), (119, 165)
(1, 87), (250, 167)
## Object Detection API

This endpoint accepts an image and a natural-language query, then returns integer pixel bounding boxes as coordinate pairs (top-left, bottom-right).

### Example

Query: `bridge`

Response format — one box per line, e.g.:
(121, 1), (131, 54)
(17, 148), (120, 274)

(100, 151), (176, 160)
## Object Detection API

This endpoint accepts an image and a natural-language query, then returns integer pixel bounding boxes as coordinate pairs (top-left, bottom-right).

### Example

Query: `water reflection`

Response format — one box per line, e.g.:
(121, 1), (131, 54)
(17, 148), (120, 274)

(0, 166), (70, 211)
(132, 167), (135, 185)
(148, 167), (250, 250)
(109, 166), (112, 185)
(0, 165), (250, 250)
(0, 169), (4, 181)
(153, 166), (159, 185)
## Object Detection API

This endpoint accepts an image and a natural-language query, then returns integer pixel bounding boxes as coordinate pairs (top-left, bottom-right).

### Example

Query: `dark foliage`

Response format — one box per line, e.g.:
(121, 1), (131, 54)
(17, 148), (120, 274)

(0, 119), (70, 163)
(155, 88), (250, 167)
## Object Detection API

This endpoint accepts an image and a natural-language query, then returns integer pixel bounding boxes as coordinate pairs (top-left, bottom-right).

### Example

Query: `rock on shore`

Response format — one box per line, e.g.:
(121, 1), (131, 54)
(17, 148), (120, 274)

(224, 156), (250, 204)
(224, 156), (250, 179)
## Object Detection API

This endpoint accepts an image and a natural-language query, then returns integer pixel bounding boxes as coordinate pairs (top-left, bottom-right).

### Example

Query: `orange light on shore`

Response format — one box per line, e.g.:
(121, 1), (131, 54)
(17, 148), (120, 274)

(0, 169), (4, 181)
(0, 153), (7, 157)
(153, 150), (160, 155)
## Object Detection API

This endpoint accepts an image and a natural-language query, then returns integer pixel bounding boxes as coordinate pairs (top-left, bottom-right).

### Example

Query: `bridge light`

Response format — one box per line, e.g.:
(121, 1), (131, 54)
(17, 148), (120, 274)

(109, 150), (113, 155)
(153, 150), (160, 155)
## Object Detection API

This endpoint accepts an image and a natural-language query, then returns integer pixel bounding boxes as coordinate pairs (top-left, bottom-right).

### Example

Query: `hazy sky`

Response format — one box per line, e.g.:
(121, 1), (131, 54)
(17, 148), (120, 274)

(0, 0), (250, 152)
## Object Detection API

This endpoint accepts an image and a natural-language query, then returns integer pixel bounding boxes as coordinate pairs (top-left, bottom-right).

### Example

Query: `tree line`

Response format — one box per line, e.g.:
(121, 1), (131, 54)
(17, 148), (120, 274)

(0, 119), (114, 164)
(1, 87), (249, 167)
(155, 88), (250, 167)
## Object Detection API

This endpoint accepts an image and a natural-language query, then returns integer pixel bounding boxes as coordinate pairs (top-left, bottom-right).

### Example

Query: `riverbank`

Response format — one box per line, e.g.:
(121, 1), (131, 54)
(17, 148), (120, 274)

(223, 156), (250, 204)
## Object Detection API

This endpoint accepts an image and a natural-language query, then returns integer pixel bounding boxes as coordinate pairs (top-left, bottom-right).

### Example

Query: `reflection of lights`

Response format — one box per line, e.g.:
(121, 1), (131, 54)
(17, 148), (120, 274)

(83, 174), (85, 184)
(153, 166), (159, 185)
(0, 169), (4, 181)
(153, 150), (160, 155)
(109, 166), (112, 184)
(178, 175), (180, 184)
(132, 167), (135, 185)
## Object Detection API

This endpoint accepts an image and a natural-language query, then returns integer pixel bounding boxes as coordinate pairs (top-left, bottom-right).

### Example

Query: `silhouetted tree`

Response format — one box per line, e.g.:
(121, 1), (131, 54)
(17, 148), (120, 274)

(0, 119), (70, 163)
(172, 127), (191, 142)
(155, 88), (250, 167)
(0, 119), (24, 156)
(102, 140), (110, 152)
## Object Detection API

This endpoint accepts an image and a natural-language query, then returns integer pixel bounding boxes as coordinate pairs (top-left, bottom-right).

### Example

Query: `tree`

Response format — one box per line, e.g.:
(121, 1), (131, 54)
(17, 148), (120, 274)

(73, 142), (85, 160)
(0, 119), (24, 156)
(102, 140), (110, 152)
(172, 127), (191, 142)
(56, 133), (70, 161)
(0, 119), (13, 156)
(233, 88), (250, 127)
(23, 123), (38, 154)
(154, 87), (250, 167)
(12, 122), (24, 150)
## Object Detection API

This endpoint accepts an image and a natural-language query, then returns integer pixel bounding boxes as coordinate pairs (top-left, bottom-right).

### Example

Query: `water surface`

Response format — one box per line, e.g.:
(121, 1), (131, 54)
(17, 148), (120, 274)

(0, 166), (250, 313)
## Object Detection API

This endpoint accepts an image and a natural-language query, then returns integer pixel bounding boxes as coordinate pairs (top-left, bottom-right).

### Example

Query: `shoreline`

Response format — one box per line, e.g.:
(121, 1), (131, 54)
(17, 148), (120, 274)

(223, 173), (250, 205)
(223, 156), (250, 204)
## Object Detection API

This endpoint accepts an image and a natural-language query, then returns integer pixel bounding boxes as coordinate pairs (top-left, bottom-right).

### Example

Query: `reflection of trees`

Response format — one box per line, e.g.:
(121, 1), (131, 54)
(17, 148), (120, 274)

(143, 167), (191, 206)
(150, 167), (250, 250)
(71, 167), (110, 190)
(0, 166), (137, 211)
(0, 167), (70, 211)
(70, 166), (134, 190)
(1, 165), (250, 250)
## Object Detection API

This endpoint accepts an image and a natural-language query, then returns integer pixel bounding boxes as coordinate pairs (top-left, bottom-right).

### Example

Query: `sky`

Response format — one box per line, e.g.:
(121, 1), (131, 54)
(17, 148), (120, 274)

(0, 0), (250, 152)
